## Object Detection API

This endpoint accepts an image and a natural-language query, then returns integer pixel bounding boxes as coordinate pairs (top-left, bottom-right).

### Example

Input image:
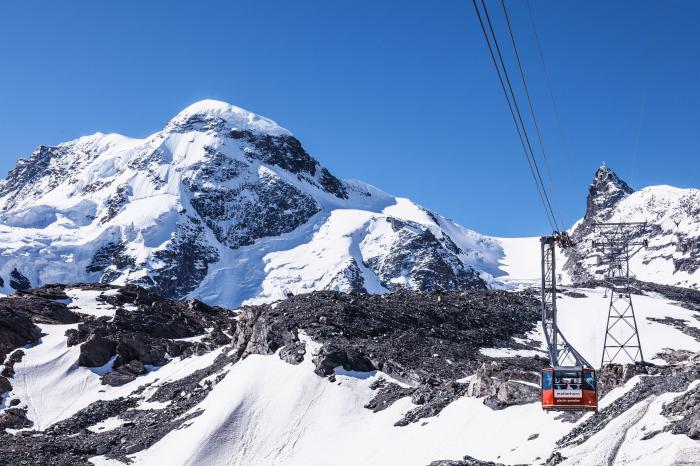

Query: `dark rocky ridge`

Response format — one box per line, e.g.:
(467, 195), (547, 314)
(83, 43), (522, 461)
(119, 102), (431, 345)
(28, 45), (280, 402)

(234, 289), (545, 425)
(574, 278), (700, 312)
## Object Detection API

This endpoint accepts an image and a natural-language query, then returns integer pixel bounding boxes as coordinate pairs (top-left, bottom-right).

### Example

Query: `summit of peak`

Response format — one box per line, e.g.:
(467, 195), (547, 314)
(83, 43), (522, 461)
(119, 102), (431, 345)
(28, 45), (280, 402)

(585, 164), (634, 219)
(591, 164), (633, 193)
(167, 99), (291, 136)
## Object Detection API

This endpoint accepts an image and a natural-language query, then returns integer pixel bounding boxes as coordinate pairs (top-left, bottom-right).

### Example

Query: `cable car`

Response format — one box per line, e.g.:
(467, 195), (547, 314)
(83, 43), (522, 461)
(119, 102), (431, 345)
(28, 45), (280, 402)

(541, 366), (597, 411)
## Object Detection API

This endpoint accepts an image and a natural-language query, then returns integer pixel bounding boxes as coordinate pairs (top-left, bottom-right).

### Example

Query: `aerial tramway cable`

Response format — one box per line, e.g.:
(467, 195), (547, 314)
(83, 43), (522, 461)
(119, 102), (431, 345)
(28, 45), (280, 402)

(471, 0), (598, 412)
(471, 0), (560, 232)
(526, 0), (573, 220)
(500, 0), (565, 228)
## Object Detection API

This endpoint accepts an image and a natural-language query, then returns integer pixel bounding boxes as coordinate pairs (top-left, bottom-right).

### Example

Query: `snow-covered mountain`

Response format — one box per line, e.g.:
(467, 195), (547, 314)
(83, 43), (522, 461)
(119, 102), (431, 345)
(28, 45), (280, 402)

(0, 100), (501, 307)
(563, 165), (700, 288)
(0, 100), (696, 307)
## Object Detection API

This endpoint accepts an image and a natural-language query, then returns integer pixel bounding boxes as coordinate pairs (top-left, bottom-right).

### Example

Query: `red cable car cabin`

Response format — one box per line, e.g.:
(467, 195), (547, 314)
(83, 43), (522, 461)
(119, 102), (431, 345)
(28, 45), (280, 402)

(541, 366), (597, 411)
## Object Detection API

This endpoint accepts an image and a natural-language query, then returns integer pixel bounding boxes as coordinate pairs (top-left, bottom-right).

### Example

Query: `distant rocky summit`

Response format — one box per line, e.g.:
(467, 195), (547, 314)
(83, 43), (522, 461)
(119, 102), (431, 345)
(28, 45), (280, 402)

(564, 165), (700, 287)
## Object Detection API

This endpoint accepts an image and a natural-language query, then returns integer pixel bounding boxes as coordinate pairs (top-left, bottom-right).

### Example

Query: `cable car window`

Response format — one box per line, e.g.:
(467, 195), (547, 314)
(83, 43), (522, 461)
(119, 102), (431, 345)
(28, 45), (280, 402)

(542, 371), (552, 390)
(583, 371), (596, 391)
(554, 370), (582, 390)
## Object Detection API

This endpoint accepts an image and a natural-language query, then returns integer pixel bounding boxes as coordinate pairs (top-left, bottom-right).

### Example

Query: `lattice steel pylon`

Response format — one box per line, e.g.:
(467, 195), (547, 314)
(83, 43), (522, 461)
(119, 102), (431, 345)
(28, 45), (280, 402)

(541, 235), (591, 367)
(593, 222), (648, 366)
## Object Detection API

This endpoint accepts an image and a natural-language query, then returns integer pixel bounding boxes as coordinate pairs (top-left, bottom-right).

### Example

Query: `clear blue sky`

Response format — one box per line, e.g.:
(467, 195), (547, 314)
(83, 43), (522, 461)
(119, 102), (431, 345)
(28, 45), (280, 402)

(0, 0), (697, 236)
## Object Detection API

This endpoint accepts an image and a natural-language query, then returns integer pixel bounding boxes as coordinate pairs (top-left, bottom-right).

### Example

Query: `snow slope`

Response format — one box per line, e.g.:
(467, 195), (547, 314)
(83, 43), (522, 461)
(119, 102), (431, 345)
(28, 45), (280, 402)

(109, 286), (699, 466)
(2, 282), (698, 465)
(559, 381), (700, 466)
(123, 342), (569, 466)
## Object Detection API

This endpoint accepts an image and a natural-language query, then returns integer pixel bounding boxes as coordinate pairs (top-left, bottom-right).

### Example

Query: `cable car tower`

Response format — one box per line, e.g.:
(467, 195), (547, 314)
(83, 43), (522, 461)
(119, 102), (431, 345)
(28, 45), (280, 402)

(593, 222), (648, 366)
(540, 234), (591, 368)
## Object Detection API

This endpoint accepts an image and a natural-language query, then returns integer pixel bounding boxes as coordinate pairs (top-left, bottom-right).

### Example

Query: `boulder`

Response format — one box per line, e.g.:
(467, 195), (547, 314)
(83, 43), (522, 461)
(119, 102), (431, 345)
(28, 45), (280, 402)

(0, 309), (41, 362)
(484, 380), (539, 410)
(279, 341), (306, 365)
(115, 334), (166, 366)
(0, 375), (12, 394)
(0, 408), (32, 430)
(102, 371), (136, 387)
(78, 335), (116, 367)
(313, 345), (375, 377)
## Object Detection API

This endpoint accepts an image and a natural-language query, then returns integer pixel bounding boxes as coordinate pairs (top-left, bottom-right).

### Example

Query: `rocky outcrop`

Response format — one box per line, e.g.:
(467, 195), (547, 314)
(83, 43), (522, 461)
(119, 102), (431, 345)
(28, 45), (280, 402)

(9, 283), (239, 387)
(0, 407), (32, 430)
(78, 336), (116, 368)
(231, 289), (540, 424)
(428, 456), (509, 466)
(662, 381), (700, 439)
(584, 165), (634, 221)
(362, 217), (486, 292)
(0, 308), (42, 363)
(9, 268), (31, 291)
(466, 360), (542, 410)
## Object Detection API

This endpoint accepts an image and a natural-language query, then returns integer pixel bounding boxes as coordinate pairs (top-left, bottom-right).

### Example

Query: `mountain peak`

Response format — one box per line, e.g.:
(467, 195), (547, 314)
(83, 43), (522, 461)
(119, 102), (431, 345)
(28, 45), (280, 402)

(166, 99), (291, 136)
(585, 164), (634, 219)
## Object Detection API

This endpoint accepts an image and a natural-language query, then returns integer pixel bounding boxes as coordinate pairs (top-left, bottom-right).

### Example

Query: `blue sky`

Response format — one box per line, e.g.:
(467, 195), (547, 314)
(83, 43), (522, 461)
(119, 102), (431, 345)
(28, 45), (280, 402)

(0, 0), (697, 236)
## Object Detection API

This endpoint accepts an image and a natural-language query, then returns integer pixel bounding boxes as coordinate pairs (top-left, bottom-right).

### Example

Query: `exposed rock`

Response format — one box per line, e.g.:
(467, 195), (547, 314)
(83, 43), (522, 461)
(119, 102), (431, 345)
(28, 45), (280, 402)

(467, 360), (543, 410)
(279, 341), (306, 365)
(363, 217), (486, 292)
(662, 384), (700, 439)
(0, 375), (12, 394)
(1, 349), (25, 378)
(395, 381), (469, 426)
(101, 371), (136, 387)
(78, 335), (116, 368)
(100, 183), (131, 223)
(483, 380), (539, 410)
(5, 283), (237, 389)
(9, 268), (31, 291)
(85, 241), (135, 280)
(0, 408), (32, 430)
(365, 381), (415, 412)
(545, 452), (567, 466)
(150, 219), (220, 299)
(0, 307), (41, 363)
(428, 455), (509, 466)
(313, 344), (375, 377)
(326, 258), (368, 293)
(647, 316), (700, 342)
